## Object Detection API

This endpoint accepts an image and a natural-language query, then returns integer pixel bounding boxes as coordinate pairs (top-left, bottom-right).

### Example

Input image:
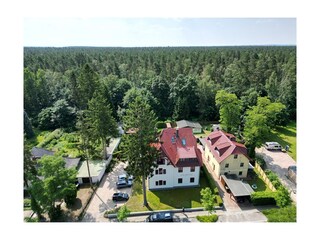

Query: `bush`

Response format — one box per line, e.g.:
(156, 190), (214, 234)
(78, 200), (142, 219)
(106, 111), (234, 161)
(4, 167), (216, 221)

(275, 186), (292, 208)
(196, 214), (218, 222)
(251, 191), (277, 205)
(255, 155), (266, 169)
(64, 189), (77, 207)
(24, 198), (31, 210)
(265, 170), (282, 189)
(156, 121), (167, 129)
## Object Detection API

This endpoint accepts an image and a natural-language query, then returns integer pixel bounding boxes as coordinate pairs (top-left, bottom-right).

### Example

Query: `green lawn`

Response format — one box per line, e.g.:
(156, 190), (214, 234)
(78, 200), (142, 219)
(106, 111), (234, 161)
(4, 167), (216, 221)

(265, 121), (296, 161)
(262, 205), (296, 222)
(247, 169), (272, 192)
(125, 175), (216, 212)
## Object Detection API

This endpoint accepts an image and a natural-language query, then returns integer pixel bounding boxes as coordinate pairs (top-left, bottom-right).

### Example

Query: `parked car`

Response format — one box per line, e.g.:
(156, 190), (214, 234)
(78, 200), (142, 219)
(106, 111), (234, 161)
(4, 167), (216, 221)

(112, 192), (129, 201)
(118, 174), (134, 182)
(264, 142), (282, 150)
(146, 212), (174, 222)
(116, 179), (133, 189)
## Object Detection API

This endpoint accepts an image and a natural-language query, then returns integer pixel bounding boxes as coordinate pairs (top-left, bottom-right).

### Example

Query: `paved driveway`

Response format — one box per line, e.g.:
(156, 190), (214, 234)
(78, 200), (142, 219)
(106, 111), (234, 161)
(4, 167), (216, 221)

(82, 161), (132, 222)
(256, 147), (296, 203)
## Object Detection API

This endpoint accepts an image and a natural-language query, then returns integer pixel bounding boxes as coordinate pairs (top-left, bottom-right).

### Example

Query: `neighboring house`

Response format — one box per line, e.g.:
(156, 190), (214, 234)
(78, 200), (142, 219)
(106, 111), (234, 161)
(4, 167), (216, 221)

(77, 160), (107, 184)
(31, 147), (80, 170)
(176, 120), (202, 134)
(203, 130), (250, 179)
(148, 128), (203, 190)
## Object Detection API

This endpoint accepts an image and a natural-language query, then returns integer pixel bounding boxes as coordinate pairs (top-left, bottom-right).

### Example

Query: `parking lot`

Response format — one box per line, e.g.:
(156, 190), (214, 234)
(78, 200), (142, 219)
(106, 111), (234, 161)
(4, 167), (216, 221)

(256, 147), (296, 203)
(82, 161), (132, 222)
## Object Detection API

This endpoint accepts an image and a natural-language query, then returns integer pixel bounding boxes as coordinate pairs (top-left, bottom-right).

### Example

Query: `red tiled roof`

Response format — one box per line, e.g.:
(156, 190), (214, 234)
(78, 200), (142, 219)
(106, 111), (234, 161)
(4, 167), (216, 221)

(205, 130), (249, 163)
(159, 128), (202, 167)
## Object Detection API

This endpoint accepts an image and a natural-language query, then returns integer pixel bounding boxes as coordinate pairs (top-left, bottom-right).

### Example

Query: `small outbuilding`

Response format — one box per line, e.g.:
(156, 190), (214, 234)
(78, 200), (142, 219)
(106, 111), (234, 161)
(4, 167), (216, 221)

(77, 160), (108, 184)
(176, 120), (202, 133)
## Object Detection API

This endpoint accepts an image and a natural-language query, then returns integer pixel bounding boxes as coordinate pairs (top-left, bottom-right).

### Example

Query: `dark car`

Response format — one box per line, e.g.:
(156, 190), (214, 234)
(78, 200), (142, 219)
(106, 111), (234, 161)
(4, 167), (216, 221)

(116, 179), (133, 189)
(146, 212), (174, 222)
(112, 192), (129, 201)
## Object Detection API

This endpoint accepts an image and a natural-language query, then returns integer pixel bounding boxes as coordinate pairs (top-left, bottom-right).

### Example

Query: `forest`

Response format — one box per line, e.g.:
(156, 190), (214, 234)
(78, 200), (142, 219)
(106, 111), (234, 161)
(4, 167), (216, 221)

(24, 46), (296, 135)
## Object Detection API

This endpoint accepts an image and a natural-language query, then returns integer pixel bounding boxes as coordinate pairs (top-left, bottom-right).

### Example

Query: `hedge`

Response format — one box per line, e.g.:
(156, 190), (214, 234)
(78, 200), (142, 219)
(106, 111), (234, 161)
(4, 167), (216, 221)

(251, 191), (277, 205)
(156, 121), (167, 129)
(196, 214), (219, 222)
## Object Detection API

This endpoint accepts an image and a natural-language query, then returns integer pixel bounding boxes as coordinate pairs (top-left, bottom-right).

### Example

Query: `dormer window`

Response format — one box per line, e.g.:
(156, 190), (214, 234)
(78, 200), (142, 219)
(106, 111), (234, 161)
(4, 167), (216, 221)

(182, 138), (186, 146)
(225, 163), (229, 168)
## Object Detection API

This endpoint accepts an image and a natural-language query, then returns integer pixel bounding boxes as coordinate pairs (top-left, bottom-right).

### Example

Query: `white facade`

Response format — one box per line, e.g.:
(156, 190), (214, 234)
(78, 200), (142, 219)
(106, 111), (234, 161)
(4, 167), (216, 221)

(148, 158), (200, 190)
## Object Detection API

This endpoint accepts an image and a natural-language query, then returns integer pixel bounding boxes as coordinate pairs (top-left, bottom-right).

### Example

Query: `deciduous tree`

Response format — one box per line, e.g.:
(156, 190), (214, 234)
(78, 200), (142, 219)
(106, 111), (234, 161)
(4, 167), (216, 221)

(215, 90), (242, 133)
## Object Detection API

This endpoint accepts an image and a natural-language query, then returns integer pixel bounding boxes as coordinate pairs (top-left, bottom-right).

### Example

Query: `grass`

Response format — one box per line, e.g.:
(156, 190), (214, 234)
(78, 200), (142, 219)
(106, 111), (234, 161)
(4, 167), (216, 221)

(247, 169), (272, 192)
(265, 121), (296, 161)
(26, 128), (81, 158)
(262, 205), (296, 222)
(125, 175), (218, 212)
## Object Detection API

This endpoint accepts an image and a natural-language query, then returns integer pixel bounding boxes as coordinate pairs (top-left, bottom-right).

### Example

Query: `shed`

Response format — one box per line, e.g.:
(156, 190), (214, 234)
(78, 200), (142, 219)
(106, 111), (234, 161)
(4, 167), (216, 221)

(77, 160), (107, 184)
(176, 120), (202, 133)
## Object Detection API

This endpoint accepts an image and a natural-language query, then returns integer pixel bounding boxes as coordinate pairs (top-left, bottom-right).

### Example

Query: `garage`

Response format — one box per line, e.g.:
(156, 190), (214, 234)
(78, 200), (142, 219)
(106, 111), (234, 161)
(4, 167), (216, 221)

(221, 174), (254, 203)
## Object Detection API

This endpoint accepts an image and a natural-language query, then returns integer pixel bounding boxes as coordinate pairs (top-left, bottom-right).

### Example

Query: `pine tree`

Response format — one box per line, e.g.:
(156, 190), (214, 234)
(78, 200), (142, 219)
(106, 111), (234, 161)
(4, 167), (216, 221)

(122, 96), (159, 206)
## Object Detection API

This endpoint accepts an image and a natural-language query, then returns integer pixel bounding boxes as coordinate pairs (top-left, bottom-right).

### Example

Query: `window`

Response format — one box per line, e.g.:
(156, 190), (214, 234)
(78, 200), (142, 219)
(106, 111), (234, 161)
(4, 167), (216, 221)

(207, 156), (210, 162)
(163, 181), (166, 186)
(190, 166), (195, 172)
(178, 178), (183, 184)
(240, 163), (244, 167)
(157, 158), (165, 165)
(155, 169), (159, 175)
(225, 163), (229, 168)
(156, 181), (159, 186)
(190, 177), (195, 183)
(239, 171), (242, 176)
(178, 167), (183, 173)
(159, 180), (163, 185)
(234, 154), (238, 159)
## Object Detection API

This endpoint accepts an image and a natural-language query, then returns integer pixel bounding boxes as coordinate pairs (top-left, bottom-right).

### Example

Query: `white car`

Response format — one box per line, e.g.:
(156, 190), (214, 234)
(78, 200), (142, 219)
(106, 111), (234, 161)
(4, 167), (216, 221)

(264, 142), (282, 150)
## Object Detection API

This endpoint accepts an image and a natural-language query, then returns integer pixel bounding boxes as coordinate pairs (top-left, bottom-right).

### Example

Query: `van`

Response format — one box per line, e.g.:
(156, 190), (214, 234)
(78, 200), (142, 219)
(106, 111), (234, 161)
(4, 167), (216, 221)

(264, 142), (282, 150)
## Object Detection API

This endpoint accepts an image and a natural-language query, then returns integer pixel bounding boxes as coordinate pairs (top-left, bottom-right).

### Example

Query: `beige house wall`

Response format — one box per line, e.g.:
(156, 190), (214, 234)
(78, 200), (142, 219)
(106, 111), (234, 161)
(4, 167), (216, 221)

(204, 145), (249, 178)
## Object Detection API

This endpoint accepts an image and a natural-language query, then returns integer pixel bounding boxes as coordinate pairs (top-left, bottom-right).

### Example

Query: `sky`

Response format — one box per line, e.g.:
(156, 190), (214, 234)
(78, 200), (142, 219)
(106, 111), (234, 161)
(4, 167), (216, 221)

(24, 18), (296, 47)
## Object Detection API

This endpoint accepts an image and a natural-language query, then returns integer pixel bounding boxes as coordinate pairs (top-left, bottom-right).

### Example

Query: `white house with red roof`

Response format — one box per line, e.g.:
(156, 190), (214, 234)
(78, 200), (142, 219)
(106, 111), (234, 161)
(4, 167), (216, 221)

(203, 130), (250, 178)
(148, 128), (203, 190)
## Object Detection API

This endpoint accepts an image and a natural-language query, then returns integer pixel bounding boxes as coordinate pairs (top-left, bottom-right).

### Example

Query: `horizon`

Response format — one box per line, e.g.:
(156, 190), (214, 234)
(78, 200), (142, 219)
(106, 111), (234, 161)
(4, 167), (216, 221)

(24, 18), (296, 47)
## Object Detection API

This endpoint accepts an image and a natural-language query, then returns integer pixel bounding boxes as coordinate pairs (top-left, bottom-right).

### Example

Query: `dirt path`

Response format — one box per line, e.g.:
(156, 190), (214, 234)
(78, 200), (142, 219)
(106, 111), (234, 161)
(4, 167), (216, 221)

(256, 147), (296, 203)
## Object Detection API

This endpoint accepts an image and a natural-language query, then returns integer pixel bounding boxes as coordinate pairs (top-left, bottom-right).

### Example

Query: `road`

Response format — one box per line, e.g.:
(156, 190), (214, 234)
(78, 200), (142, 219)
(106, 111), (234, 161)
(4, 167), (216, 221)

(256, 147), (296, 203)
(107, 207), (268, 222)
(82, 162), (132, 222)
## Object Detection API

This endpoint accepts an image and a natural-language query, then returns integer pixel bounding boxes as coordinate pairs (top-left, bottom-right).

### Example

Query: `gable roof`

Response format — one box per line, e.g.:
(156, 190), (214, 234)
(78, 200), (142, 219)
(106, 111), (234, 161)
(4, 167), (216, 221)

(176, 120), (202, 129)
(159, 128), (202, 167)
(205, 130), (249, 163)
(31, 147), (80, 169)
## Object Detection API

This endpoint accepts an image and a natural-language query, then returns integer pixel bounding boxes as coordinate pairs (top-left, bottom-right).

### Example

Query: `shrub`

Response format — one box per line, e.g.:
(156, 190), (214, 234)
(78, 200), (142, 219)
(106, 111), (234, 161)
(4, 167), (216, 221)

(196, 214), (218, 222)
(24, 198), (31, 210)
(156, 121), (167, 129)
(255, 155), (266, 169)
(275, 186), (292, 208)
(117, 205), (131, 222)
(251, 191), (277, 205)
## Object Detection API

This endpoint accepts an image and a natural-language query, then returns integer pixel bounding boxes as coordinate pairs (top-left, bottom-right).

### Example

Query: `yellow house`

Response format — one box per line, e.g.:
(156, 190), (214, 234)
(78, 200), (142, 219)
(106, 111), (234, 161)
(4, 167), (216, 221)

(203, 130), (250, 178)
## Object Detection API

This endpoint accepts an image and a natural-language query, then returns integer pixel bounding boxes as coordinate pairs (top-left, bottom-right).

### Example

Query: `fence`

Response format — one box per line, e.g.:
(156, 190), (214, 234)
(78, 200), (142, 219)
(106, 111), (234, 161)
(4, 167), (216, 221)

(255, 162), (277, 192)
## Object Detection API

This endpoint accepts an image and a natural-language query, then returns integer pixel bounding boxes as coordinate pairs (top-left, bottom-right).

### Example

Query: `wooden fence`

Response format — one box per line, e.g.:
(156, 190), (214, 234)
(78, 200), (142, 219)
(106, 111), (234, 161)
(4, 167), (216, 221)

(255, 163), (277, 192)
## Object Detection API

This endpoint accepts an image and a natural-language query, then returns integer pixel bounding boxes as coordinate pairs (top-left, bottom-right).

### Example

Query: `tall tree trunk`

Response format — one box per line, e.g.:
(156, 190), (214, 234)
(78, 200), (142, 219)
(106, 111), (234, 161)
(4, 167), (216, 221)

(142, 170), (148, 207)
(85, 149), (93, 188)
(102, 140), (107, 160)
